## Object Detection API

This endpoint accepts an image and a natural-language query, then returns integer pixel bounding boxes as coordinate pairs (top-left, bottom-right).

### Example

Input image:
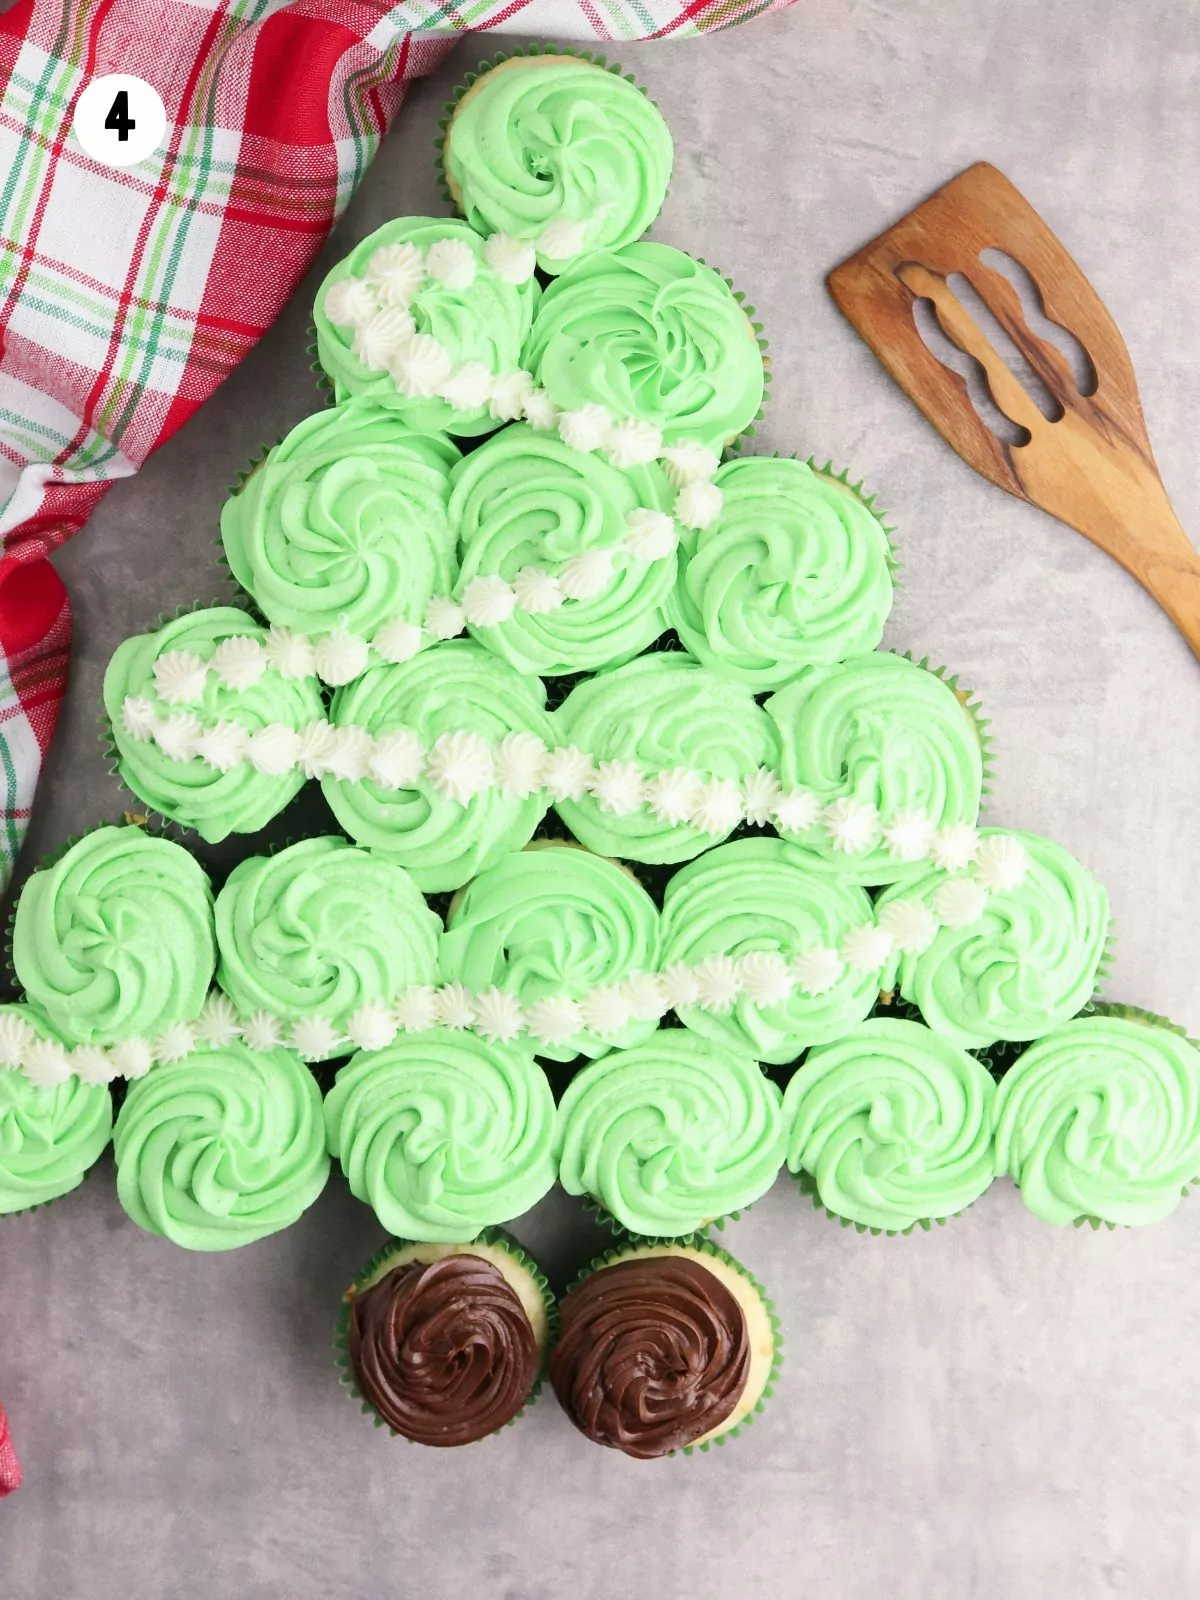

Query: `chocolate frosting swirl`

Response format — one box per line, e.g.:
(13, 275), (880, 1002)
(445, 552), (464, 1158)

(550, 1255), (750, 1458)
(347, 1256), (539, 1446)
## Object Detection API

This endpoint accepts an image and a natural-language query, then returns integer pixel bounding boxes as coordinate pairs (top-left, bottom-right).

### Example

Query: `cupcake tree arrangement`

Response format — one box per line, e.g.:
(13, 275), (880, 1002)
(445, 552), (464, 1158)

(4, 47), (1199, 1461)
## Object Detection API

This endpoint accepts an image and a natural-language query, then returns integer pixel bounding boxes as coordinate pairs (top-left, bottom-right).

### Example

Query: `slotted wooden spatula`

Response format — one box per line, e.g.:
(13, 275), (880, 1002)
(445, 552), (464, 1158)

(827, 161), (1200, 657)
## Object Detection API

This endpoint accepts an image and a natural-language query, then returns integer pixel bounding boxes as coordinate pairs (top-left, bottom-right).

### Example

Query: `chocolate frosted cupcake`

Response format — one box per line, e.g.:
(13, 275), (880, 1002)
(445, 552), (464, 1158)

(336, 1231), (554, 1445)
(550, 1239), (779, 1458)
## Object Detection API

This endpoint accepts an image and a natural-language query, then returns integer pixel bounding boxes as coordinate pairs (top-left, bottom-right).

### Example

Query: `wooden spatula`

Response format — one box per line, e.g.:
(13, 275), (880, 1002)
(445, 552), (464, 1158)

(827, 161), (1200, 657)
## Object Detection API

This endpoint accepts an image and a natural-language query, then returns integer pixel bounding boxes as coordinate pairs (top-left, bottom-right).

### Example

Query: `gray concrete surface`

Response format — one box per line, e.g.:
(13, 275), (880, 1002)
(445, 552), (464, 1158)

(5, 2), (1200, 1595)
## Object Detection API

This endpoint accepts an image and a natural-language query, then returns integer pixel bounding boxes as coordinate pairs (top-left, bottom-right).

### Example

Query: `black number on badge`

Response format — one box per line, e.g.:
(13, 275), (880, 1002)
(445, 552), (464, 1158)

(104, 89), (136, 143)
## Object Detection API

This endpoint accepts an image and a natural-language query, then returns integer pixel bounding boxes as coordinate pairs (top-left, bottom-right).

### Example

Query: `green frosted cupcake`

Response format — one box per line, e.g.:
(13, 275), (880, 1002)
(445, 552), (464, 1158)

(336, 1230), (555, 1446)
(993, 1008), (1200, 1228)
(447, 424), (678, 676)
(551, 652), (780, 865)
(314, 216), (539, 437)
(214, 837), (441, 1061)
(321, 638), (555, 893)
(441, 51), (672, 274)
(220, 402), (460, 659)
(12, 825), (215, 1047)
(103, 606), (327, 842)
(669, 457), (895, 687)
(324, 1030), (557, 1241)
(113, 1039), (330, 1250)
(783, 1017), (996, 1233)
(555, 1029), (785, 1237)
(763, 651), (986, 887)
(523, 241), (765, 453)
(550, 1237), (780, 1458)
(657, 837), (882, 1065)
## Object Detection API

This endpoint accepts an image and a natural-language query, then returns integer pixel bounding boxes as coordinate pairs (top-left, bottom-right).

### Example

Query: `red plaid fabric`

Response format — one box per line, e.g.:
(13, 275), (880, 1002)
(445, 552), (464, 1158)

(0, 1402), (20, 1495)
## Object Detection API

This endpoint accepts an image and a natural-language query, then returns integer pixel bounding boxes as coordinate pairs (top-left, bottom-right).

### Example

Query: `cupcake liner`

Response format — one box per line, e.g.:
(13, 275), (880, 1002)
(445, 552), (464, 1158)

(333, 1227), (557, 1442)
(891, 649), (994, 801)
(694, 255), (770, 457)
(579, 1189), (745, 1240)
(790, 1165), (976, 1238)
(804, 454), (902, 583)
(307, 319), (336, 407)
(558, 1233), (782, 1456)
(0, 1150), (112, 1223)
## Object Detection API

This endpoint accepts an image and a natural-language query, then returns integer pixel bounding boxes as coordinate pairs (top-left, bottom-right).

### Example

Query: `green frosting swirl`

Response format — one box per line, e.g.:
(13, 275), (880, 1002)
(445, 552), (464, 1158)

(764, 652), (984, 885)
(449, 424), (676, 675)
(0, 1004), (112, 1214)
(323, 639), (555, 893)
(555, 1029), (785, 1237)
(553, 653), (780, 864)
(113, 1041), (330, 1251)
(215, 837), (441, 1049)
(669, 459), (894, 687)
(876, 830), (1110, 1050)
(783, 1017), (996, 1231)
(103, 606), (326, 843)
(993, 1014), (1200, 1227)
(440, 844), (660, 1062)
(324, 1031), (557, 1241)
(658, 838), (880, 1064)
(221, 402), (459, 640)
(13, 826), (216, 1047)
(444, 56), (672, 272)
(523, 242), (765, 451)
(314, 217), (539, 436)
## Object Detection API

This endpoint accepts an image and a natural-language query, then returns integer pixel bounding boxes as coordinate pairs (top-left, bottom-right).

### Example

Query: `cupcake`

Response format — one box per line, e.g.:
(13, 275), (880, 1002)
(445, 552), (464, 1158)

(993, 1008), (1200, 1228)
(336, 1230), (554, 1445)
(214, 836), (441, 1061)
(657, 837), (883, 1064)
(763, 650), (987, 886)
(874, 829), (1110, 1051)
(103, 606), (327, 841)
(782, 1017), (996, 1233)
(324, 1029), (557, 1241)
(555, 1028), (785, 1237)
(0, 1004), (113, 1215)
(112, 1038), (329, 1250)
(523, 241), (766, 454)
(441, 51), (672, 274)
(447, 424), (678, 676)
(314, 217), (540, 437)
(550, 1238), (779, 1458)
(321, 638), (556, 894)
(668, 456), (896, 688)
(439, 843), (662, 1062)
(12, 824), (215, 1047)
(551, 652), (781, 865)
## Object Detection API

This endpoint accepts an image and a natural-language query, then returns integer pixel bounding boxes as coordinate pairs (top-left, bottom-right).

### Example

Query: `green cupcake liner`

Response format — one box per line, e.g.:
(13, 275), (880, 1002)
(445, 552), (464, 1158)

(804, 454), (902, 584)
(579, 1189), (744, 1241)
(693, 255), (770, 458)
(332, 1226), (557, 1443)
(557, 1233), (782, 1457)
(790, 1165), (979, 1238)
(308, 317), (336, 407)
(891, 649), (994, 803)
(0, 1136), (114, 1222)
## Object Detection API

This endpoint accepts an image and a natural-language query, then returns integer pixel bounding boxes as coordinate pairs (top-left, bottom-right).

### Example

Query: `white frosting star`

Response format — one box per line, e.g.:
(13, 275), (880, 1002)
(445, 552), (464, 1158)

(737, 951), (793, 1007)
(488, 369), (535, 423)
(314, 626), (370, 687)
(558, 404), (612, 454)
(541, 745), (597, 803)
(121, 696), (157, 741)
(365, 242), (423, 307)
(644, 767), (702, 827)
(660, 441), (721, 488)
(932, 876), (990, 928)
(367, 728), (424, 791)
(493, 731), (549, 798)
(70, 1045), (115, 1087)
(438, 362), (494, 413)
(372, 618), (425, 664)
(433, 983), (477, 1030)
(0, 1011), (35, 1067)
(262, 625), (317, 681)
(323, 276), (377, 329)
(461, 574), (517, 628)
(153, 712), (203, 763)
(659, 961), (702, 1010)
(153, 650), (207, 707)
(674, 480), (724, 530)
(425, 730), (496, 806)
(929, 822), (980, 873)
(194, 993), (242, 1048)
(623, 507), (678, 563)
(345, 1004), (397, 1054)
(472, 987), (525, 1044)
(424, 596), (466, 640)
(390, 333), (453, 399)
(425, 237), (477, 292)
(525, 994), (583, 1046)
(823, 796), (882, 854)
(692, 953), (742, 1013)
(619, 972), (669, 1023)
(578, 985), (634, 1037)
(790, 946), (844, 996)
(512, 566), (564, 615)
(537, 217), (590, 260)
(604, 418), (663, 469)
(289, 1016), (341, 1061)
(689, 776), (744, 836)
(323, 724), (374, 784)
(295, 720), (340, 781)
(882, 808), (938, 864)
(841, 923), (895, 972)
(109, 1037), (153, 1080)
(876, 898), (940, 955)
(521, 388), (559, 431)
(589, 759), (646, 816)
(211, 634), (266, 691)
(21, 1037), (72, 1087)
(972, 833), (1030, 894)
(741, 767), (782, 827)
(771, 787), (822, 834)
(246, 724), (303, 778)
(192, 720), (250, 772)
(482, 231), (537, 285)
(353, 307), (415, 371)
(394, 986), (438, 1034)
(559, 547), (614, 602)
(241, 1011), (283, 1053)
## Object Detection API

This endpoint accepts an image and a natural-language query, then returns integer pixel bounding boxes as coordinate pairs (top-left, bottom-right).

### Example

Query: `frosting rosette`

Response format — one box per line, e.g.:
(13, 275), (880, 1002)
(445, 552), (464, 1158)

(783, 1018), (996, 1232)
(523, 242), (765, 451)
(448, 424), (676, 675)
(876, 830), (1110, 1050)
(440, 843), (661, 1062)
(554, 1029), (785, 1236)
(552, 653), (780, 864)
(443, 54), (672, 274)
(215, 837), (441, 1055)
(993, 1013), (1200, 1227)
(103, 606), (326, 842)
(220, 402), (459, 643)
(0, 1004), (113, 1214)
(322, 639), (555, 893)
(764, 651), (984, 885)
(12, 826), (216, 1047)
(324, 1031), (557, 1241)
(314, 216), (539, 436)
(113, 1040), (329, 1250)
(669, 458), (895, 687)
(657, 838), (881, 1064)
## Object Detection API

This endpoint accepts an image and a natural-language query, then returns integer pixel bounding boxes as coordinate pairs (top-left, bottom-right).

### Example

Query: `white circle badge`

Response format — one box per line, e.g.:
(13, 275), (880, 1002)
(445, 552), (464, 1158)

(73, 74), (167, 169)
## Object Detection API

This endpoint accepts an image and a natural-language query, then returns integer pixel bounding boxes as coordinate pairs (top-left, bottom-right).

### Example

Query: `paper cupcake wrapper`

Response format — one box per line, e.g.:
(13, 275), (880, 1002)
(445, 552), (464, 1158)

(579, 1190), (745, 1241)
(0, 1145), (113, 1222)
(890, 649), (994, 802)
(804, 455), (902, 584)
(692, 254), (770, 457)
(790, 1165), (978, 1238)
(558, 1232), (782, 1457)
(215, 439), (289, 621)
(332, 1226), (558, 1443)
(307, 318), (336, 407)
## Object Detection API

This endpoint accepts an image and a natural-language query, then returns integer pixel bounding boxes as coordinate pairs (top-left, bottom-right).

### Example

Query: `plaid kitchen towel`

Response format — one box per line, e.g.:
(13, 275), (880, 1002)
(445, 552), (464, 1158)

(0, 1401), (20, 1495)
(0, 0), (795, 896)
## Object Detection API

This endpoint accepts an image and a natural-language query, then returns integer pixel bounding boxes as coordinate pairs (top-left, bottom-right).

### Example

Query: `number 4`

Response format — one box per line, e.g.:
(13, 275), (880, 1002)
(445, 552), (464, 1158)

(105, 90), (136, 143)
